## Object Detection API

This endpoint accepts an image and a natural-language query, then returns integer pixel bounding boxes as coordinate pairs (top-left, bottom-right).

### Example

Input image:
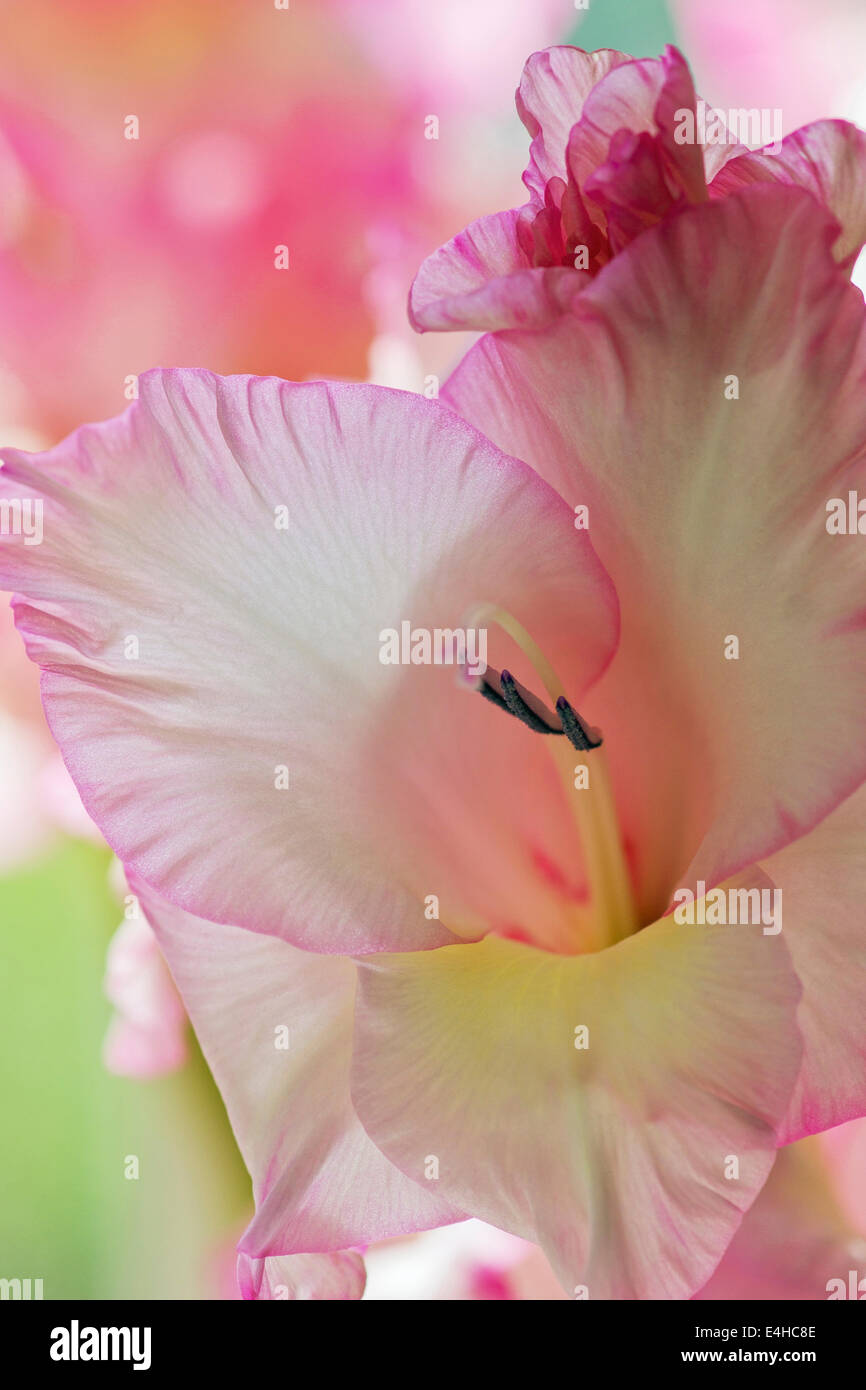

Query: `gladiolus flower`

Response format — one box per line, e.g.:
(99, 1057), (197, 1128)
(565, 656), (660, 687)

(3, 47), (866, 1299)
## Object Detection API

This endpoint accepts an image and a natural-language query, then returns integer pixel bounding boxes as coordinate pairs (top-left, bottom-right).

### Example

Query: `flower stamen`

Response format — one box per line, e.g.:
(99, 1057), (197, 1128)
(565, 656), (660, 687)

(556, 694), (603, 751)
(480, 667), (603, 751)
(463, 602), (637, 950)
(479, 667), (561, 735)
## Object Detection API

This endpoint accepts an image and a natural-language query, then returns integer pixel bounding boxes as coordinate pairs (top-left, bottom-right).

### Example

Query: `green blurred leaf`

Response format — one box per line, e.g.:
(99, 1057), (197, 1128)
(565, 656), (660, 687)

(0, 838), (249, 1298)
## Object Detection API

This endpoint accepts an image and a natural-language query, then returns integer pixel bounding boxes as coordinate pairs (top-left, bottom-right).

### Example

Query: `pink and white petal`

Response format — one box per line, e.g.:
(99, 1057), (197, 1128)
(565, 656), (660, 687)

(584, 131), (680, 257)
(0, 371), (617, 954)
(761, 784), (866, 1142)
(237, 1250), (365, 1302)
(352, 870), (802, 1300)
(517, 46), (631, 198)
(133, 872), (463, 1255)
(444, 186), (866, 923)
(711, 120), (866, 270)
(574, 47), (705, 203)
(409, 207), (586, 331)
(651, 47), (708, 203)
(696, 1135), (866, 1301)
(410, 264), (585, 334)
(701, 136), (747, 184)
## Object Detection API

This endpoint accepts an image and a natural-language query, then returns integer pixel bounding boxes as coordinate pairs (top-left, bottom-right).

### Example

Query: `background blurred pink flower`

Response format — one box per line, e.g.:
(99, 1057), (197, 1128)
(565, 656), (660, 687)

(0, 0), (567, 442)
(0, 600), (98, 862)
(102, 891), (188, 1080)
(670, 0), (866, 131)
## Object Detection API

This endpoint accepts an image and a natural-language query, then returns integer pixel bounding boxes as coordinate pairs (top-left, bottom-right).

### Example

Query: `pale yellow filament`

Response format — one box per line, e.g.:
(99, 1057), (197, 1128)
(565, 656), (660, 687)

(464, 603), (638, 951)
